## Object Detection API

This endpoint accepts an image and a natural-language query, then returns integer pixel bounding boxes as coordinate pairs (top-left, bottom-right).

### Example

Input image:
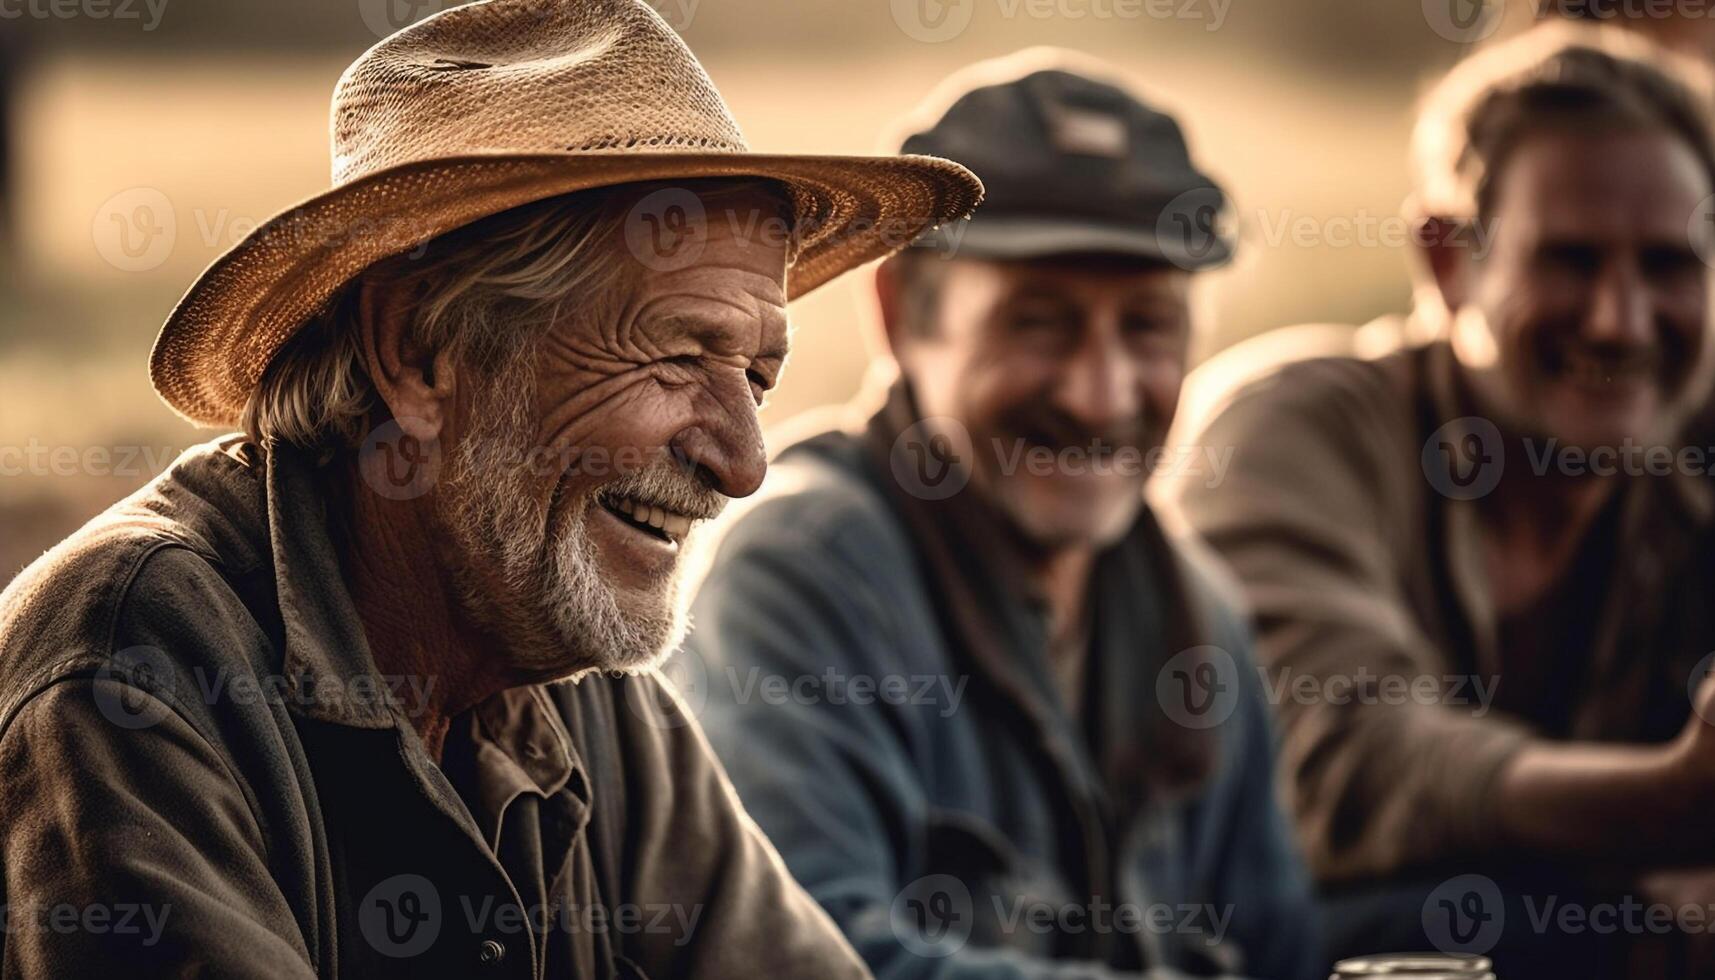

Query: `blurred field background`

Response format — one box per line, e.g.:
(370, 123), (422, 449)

(0, 0), (1551, 583)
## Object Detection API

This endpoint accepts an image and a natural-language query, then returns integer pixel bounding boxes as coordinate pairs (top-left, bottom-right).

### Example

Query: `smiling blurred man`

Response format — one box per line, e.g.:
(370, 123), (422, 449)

(684, 53), (1320, 980)
(1161, 26), (1715, 976)
(0, 1), (981, 977)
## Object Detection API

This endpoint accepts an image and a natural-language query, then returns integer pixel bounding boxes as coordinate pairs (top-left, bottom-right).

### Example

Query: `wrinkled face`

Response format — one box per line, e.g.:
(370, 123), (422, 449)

(899, 256), (1192, 551)
(442, 189), (789, 676)
(1456, 127), (1713, 451)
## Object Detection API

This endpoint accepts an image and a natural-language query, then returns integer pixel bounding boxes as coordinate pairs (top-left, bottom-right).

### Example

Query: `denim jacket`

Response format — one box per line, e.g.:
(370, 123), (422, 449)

(683, 385), (1321, 980)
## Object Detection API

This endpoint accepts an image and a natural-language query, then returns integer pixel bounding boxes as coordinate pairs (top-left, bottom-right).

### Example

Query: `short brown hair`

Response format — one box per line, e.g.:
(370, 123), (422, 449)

(1411, 23), (1715, 222)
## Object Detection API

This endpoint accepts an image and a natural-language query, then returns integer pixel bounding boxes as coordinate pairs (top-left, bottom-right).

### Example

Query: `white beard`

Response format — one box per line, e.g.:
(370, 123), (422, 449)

(440, 376), (690, 677)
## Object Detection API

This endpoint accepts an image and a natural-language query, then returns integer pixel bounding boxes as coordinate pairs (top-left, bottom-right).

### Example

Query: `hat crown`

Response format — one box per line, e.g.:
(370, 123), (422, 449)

(330, 0), (748, 185)
(902, 64), (1215, 217)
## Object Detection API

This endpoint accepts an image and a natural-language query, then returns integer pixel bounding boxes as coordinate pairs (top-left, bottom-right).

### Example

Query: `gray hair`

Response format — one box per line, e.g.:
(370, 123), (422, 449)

(242, 179), (787, 453)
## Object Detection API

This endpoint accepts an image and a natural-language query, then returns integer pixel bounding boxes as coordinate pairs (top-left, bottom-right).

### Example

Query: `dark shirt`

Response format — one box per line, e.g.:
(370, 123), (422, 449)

(0, 436), (868, 979)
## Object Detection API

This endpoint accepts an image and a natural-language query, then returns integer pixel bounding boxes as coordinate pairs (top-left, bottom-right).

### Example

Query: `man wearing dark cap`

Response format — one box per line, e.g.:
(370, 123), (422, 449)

(683, 52), (1320, 980)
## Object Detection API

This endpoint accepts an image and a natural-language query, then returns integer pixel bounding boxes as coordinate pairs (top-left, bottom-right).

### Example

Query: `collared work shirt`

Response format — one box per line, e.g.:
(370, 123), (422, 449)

(0, 437), (868, 979)
(1161, 336), (1715, 882)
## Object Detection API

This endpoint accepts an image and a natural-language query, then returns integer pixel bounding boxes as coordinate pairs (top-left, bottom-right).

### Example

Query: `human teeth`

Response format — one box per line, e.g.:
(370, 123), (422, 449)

(606, 494), (697, 539)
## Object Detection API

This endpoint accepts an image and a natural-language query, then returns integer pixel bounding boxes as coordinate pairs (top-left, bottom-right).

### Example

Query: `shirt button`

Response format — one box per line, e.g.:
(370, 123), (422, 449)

(478, 939), (506, 965)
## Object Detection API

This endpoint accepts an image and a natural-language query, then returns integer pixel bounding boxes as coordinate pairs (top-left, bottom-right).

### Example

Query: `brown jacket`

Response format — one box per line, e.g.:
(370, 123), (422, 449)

(1160, 334), (1715, 882)
(0, 436), (868, 979)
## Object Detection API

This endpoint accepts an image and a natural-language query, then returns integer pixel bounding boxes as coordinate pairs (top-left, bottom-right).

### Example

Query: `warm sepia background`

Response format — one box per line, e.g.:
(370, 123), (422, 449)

(0, 0), (1551, 582)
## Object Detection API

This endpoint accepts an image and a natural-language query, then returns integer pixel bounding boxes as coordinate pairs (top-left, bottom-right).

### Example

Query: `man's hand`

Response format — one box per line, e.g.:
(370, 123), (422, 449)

(1666, 670), (1715, 797)
(1495, 675), (1715, 866)
(1633, 868), (1715, 978)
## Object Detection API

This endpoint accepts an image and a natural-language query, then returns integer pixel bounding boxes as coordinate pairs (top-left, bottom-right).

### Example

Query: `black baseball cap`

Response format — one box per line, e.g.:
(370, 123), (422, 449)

(895, 50), (1233, 270)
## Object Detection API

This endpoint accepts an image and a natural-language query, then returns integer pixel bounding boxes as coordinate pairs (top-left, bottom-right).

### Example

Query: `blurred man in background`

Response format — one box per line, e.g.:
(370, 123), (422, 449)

(1162, 26), (1715, 976)
(685, 52), (1320, 980)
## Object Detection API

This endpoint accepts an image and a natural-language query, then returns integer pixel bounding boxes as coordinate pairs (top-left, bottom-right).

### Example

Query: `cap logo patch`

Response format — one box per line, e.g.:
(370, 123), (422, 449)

(1046, 105), (1128, 158)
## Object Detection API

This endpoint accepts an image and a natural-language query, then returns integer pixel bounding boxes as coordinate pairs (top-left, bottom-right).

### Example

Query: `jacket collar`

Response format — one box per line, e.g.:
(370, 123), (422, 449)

(859, 379), (1219, 805)
(262, 438), (421, 729)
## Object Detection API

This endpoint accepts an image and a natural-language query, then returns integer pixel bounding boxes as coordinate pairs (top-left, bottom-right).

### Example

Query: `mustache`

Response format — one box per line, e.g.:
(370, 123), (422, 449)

(596, 452), (729, 521)
(997, 409), (1154, 455)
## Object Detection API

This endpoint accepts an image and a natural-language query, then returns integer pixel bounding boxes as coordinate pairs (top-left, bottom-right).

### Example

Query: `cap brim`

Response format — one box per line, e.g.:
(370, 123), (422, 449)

(149, 150), (983, 428)
(920, 214), (1232, 270)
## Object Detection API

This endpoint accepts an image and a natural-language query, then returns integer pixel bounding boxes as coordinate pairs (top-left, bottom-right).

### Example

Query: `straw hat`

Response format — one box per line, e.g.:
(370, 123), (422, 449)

(150, 0), (983, 427)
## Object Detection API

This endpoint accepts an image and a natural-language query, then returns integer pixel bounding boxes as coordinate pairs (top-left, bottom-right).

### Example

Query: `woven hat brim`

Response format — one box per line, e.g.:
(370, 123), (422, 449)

(149, 151), (983, 428)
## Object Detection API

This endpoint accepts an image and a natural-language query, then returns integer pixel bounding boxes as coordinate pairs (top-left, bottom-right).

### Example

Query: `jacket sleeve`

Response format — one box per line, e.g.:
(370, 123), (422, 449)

(1159, 365), (1530, 881)
(0, 678), (317, 979)
(685, 513), (1192, 980)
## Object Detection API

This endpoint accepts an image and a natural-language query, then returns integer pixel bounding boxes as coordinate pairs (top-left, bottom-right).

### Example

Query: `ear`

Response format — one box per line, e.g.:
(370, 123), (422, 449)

(356, 276), (458, 443)
(872, 254), (911, 361)
(1415, 216), (1474, 314)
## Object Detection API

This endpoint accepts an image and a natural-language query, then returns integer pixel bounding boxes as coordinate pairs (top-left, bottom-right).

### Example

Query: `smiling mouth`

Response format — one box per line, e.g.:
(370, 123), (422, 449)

(1546, 346), (1661, 390)
(598, 493), (695, 544)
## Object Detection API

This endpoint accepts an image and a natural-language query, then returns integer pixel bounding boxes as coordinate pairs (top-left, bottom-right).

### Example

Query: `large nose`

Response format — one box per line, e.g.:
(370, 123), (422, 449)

(1585, 261), (1652, 347)
(669, 371), (768, 498)
(1052, 319), (1141, 433)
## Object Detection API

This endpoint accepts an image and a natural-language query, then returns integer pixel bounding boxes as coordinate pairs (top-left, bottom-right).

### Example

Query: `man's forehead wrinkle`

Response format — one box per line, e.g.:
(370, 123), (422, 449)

(669, 260), (787, 303)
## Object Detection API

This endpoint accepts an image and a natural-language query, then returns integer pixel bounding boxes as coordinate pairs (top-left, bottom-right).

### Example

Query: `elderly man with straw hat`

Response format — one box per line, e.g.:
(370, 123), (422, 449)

(0, 1), (979, 977)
